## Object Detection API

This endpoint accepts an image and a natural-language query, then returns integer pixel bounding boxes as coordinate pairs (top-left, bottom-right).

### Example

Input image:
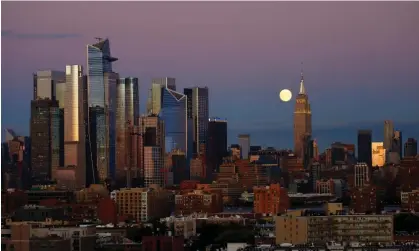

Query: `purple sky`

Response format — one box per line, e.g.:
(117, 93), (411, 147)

(2, 2), (419, 137)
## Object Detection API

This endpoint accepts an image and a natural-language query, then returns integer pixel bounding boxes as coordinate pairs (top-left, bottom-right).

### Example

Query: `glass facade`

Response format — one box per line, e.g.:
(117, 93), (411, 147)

(160, 88), (189, 157)
(30, 99), (60, 182)
(125, 77), (140, 125)
(64, 65), (86, 187)
(207, 119), (228, 173)
(147, 77), (176, 115)
(238, 134), (250, 159)
(33, 70), (65, 101)
(357, 130), (372, 168)
(87, 40), (116, 107)
(86, 39), (118, 183)
(143, 146), (164, 187)
(184, 87), (209, 156)
(115, 77), (139, 180)
(64, 65), (83, 143)
(51, 105), (61, 173)
(115, 78), (126, 176)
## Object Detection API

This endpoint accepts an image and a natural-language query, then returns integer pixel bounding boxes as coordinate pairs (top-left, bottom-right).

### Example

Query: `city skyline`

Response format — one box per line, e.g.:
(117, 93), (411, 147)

(2, 2), (419, 149)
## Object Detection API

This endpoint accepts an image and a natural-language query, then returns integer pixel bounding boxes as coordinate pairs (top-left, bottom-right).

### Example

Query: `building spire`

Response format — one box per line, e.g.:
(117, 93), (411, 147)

(299, 62), (306, 95)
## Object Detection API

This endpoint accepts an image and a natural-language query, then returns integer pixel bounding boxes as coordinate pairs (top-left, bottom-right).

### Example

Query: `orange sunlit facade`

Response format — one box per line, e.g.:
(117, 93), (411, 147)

(253, 184), (289, 215)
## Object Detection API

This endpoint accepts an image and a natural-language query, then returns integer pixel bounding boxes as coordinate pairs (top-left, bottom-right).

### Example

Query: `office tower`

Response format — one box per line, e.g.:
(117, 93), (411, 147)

(183, 87), (209, 156)
(331, 142), (345, 165)
(392, 130), (403, 157)
(33, 70), (65, 100)
(160, 88), (190, 157)
(167, 149), (187, 185)
(63, 65), (86, 188)
(143, 147), (164, 187)
(115, 77), (140, 182)
(139, 115), (165, 187)
(147, 77), (176, 115)
(139, 115), (165, 181)
(310, 162), (321, 192)
(371, 142), (386, 167)
(207, 118), (228, 174)
(303, 134), (314, 169)
(238, 134), (250, 159)
(293, 71), (312, 158)
(357, 130), (372, 168)
(30, 99), (60, 183)
(354, 162), (369, 188)
(313, 140), (319, 160)
(383, 120), (394, 151)
(55, 81), (66, 109)
(86, 38), (118, 184)
(405, 138), (418, 157)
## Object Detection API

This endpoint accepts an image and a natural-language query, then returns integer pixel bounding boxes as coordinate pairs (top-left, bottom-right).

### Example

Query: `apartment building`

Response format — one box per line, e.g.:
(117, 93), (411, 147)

(253, 184), (289, 215)
(275, 213), (393, 245)
(114, 186), (173, 223)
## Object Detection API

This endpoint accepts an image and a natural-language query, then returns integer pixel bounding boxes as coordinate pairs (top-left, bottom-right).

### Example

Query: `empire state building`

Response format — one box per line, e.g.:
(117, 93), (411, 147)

(293, 71), (312, 158)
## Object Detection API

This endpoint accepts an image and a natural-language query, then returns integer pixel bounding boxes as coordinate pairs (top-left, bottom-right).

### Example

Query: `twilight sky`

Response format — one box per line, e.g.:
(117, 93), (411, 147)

(2, 2), (419, 145)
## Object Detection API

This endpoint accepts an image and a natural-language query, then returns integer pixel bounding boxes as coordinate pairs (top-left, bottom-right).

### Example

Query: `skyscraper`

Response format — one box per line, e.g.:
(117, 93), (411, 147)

(238, 134), (250, 160)
(183, 87), (209, 156)
(64, 65), (86, 188)
(207, 118), (228, 174)
(30, 98), (60, 183)
(33, 70), (65, 101)
(115, 77), (140, 181)
(372, 142), (386, 167)
(405, 138), (418, 157)
(139, 115), (165, 187)
(293, 71), (312, 158)
(160, 88), (189, 156)
(392, 130), (402, 157)
(147, 77), (176, 115)
(55, 81), (66, 109)
(86, 38), (118, 184)
(383, 120), (394, 151)
(357, 130), (372, 168)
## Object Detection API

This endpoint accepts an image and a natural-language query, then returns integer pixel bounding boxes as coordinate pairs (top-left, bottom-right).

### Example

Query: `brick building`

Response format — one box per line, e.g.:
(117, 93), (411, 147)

(142, 236), (184, 251)
(174, 189), (223, 215)
(349, 184), (383, 214)
(315, 179), (335, 194)
(253, 184), (289, 215)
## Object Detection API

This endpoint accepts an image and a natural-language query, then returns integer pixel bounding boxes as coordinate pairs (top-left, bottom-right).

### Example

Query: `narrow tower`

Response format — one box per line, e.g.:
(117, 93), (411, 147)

(293, 67), (312, 158)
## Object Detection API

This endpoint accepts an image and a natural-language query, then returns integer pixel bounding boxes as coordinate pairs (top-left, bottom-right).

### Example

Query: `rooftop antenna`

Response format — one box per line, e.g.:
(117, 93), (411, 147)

(300, 61), (304, 81)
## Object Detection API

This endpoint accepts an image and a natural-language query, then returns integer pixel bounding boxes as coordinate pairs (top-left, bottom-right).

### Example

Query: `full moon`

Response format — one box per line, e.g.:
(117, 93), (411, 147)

(279, 89), (292, 102)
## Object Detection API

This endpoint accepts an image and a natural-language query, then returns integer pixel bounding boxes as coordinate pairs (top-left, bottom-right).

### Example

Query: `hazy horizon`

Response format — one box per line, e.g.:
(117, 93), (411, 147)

(2, 2), (419, 147)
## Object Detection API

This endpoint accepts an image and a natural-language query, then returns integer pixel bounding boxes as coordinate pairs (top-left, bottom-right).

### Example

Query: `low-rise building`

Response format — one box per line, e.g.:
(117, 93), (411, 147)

(174, 189), (223, 216)
(275, 212), (393, 245)
(253, 184), (289, 215)
(2, 223), (96, 251)
(114, 186), (173, 223)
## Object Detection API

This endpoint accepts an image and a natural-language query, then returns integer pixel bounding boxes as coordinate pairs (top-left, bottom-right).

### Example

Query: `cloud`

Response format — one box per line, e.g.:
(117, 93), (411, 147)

(1, 30), (82, 39)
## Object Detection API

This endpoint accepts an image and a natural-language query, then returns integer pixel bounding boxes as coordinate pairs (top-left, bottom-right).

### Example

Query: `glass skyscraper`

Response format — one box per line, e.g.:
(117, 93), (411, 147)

(183, 87), (209, 156)
(159, 88), (190, 158)
(115, 77), (139, 181)
(147, 77), (176, 115)
(86, 39), (118, 184)
(30, 99), (60, 182)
